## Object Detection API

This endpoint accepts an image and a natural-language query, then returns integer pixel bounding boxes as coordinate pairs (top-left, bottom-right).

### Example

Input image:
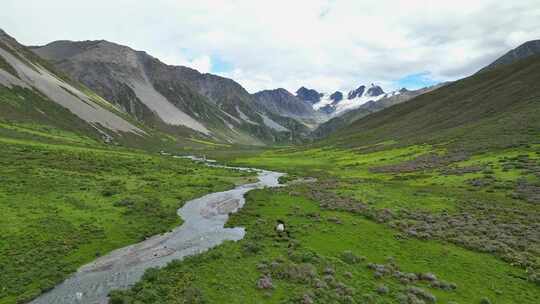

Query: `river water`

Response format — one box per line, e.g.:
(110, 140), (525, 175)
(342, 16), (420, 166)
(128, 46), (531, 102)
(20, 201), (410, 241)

(31, 157), (284, 304)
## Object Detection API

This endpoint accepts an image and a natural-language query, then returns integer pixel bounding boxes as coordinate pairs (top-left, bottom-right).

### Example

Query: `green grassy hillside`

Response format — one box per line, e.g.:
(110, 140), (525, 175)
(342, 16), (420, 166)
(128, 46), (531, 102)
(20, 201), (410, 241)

(324, 54), (540, 153)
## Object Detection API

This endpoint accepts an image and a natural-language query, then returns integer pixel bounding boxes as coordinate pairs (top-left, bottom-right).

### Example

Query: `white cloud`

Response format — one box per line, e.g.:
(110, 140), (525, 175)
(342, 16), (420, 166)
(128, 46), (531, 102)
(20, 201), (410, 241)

(158, 53), (212, 73)
(2, 0), (540, 93)
(153, 51), (212, 73)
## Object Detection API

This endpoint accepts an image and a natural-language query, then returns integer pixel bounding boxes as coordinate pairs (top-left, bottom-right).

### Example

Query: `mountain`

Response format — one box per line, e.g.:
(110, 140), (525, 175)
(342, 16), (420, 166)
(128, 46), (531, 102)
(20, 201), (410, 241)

(313, 84), (447, 138)
(254, 84), (426, 134)
(323, 53), (540, 152)
(0, 29), (149, 145)
(30, 39), (303, 145)
(295, 84), (408, 118)
(253, 88), (315, 118)
(254, 84), (403, 131)
(296, 87), (322, 104)
(252, 88), (325, 129)
(479, 40), (540, 72)
(329, 91), (343, 103)
(311, 84), (388, 116)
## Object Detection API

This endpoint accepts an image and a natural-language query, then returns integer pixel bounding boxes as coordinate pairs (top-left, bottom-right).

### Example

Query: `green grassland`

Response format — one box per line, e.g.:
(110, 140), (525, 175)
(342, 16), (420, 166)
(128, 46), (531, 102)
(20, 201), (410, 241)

(0, 133), (255, 304)
(111, 187), (539, 304)
(109, 141), (540, 303)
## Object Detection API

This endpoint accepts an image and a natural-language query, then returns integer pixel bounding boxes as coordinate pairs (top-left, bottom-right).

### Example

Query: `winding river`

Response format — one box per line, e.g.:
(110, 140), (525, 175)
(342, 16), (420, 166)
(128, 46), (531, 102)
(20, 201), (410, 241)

(31, 157), (284, 304)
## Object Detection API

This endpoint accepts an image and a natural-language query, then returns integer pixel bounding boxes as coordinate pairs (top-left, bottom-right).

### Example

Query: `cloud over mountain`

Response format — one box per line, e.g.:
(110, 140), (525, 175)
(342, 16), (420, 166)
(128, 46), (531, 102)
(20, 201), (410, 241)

(2, 0), (540, 92)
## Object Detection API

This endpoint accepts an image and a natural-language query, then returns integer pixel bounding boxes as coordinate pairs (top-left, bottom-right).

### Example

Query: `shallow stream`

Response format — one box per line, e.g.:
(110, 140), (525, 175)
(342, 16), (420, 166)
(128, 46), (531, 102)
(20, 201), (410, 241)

(31, 157), (284, 304)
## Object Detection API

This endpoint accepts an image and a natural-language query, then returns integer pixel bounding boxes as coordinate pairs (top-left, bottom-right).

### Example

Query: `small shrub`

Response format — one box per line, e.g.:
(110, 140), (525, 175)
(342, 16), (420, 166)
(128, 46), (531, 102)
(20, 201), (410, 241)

(407, 286), (437, 303)
(141, 267), (160, 283)
(480, 298), (492, 304)
(302, 293), (314, 304)
(420, 272), (437, 282)
(341, 250), (361, 264)
(257, 275), (273, 290)
(183, 287), (206, 304)
(323, 267), (335, 275)
(376, 284), (389, 294)
(242, 241), (261, 255)
(108, 292), (126, 304)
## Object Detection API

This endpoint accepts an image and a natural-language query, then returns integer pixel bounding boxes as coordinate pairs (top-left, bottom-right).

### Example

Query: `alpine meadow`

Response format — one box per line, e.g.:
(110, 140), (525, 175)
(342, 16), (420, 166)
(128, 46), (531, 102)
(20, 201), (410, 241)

(1, 1), (540, 304)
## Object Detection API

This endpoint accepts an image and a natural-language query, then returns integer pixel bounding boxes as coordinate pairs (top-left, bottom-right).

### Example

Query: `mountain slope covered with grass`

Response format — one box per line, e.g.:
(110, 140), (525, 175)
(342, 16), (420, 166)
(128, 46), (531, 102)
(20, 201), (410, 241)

(0, 29), (148, 144)
(324, 54), (540, 152)
(312, 84), (447, 138)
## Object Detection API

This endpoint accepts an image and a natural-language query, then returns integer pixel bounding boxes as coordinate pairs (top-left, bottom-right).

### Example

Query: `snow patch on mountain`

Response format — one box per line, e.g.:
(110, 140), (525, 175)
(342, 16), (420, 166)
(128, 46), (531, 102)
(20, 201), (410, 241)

(308, 84), (402, 117)
(332, 92), (386, 115)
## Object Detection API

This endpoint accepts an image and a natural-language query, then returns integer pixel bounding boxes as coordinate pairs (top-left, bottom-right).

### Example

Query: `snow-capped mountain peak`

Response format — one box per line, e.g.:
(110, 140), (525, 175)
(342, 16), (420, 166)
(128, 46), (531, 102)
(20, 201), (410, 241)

(330, 91), (343, 103)
(296, 87), (323, 104)
(348, 85), (366, 99)
(366, 83), (385, 97)
(300, 83), (397, 117)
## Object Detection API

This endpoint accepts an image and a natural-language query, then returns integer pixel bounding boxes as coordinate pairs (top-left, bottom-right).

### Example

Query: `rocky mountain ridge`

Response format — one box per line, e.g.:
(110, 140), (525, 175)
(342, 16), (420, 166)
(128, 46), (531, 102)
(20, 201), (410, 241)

(31, 38), (307, 144)
(6, 28), (538, 148)
(294, 84), (405, 116)
(479, 39), (540, 73)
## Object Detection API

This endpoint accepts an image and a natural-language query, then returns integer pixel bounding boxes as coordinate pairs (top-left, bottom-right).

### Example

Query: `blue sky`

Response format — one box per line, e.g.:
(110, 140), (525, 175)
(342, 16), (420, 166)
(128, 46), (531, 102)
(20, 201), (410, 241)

(210, 56), (233, 74)
(396, 72), (439, 90)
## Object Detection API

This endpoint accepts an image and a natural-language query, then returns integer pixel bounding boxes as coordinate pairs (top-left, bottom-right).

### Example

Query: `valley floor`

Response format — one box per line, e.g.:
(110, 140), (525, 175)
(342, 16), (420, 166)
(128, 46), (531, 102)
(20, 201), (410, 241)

(0, 130), (255, 304)
(1, 122), (539, 304)
(111, 144), (540, 303)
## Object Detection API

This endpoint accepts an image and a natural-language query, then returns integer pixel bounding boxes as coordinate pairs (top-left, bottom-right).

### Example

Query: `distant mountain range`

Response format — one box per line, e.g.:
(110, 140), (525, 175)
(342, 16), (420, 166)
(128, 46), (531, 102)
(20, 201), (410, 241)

(252, 83), (441, 136)
(296, 84), (399, 116)
(312, 83), (448, 138)
(2, 27), (540, 148)
(322, 51), (540, 152)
